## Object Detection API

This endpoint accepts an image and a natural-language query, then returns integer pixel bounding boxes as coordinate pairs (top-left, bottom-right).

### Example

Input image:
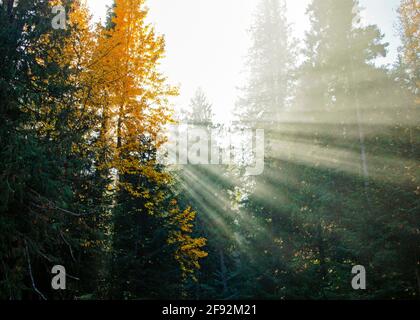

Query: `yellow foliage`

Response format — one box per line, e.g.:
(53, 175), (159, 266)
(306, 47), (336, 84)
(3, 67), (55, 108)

(60, 0), (207, 282)
(168, 203), (208, 281)
(90, 0), (178, 199)
(399, 0), (420, 104)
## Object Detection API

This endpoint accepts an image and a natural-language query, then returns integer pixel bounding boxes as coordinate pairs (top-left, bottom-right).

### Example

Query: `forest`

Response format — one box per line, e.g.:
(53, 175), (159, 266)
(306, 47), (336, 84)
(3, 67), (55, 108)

(0, 0), (419, 300)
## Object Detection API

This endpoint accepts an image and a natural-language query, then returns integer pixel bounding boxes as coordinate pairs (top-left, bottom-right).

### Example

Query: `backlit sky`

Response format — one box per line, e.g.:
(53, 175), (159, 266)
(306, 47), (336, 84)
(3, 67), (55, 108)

(87, 0), (401, 122)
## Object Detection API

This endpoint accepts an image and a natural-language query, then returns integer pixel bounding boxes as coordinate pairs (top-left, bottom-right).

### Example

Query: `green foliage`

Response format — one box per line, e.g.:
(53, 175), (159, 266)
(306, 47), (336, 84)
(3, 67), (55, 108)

(0, 0), (418, 301)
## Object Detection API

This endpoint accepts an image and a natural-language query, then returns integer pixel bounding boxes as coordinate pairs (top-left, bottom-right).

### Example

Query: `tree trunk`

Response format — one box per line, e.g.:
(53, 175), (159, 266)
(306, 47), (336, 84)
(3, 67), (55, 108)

(117, 106), (123, 150)
(317, 224), (327, 299)
(349, 46), (370, 200)
(355, 95), (370, 191)
(416, 253), (420, 297)
(6, 0), (14, 22)
(219, 249), (229, 297)
(416, 266), (420, 297)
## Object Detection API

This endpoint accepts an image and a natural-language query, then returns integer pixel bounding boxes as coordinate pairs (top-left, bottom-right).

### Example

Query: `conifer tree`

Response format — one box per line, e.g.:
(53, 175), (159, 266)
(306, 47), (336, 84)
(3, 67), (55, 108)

(235, 0), (297, 298)
(92, 0), (207, 298)
(291, 0), (419, 298)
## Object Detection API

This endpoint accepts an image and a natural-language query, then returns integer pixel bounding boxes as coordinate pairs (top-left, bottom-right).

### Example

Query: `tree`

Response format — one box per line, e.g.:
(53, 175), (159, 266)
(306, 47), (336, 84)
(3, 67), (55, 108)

(238, 0), (295, 125)
(92, 0), (206, 299)
(235, 0), (298, 299)
(291, 0), (419, 298)
(397, 0), (420, 295)
(398, 0), (420, 105)
(183, 87), (214, 127)
(0, 0), (104, 299)
(0, 0), (207, 300)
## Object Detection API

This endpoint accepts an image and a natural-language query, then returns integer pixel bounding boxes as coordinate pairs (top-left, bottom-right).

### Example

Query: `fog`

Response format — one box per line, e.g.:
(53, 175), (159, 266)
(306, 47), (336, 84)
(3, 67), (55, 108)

(88, 0), (401, 122)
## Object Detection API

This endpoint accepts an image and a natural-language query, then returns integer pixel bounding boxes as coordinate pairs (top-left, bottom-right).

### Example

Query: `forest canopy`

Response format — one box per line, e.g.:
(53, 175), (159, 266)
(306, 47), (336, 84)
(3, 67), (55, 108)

(0, 0), (418, 300)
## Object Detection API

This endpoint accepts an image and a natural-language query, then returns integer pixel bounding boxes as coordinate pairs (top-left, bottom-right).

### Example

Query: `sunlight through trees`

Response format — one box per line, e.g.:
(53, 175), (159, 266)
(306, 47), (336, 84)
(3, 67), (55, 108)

(0, 0), (418, 300)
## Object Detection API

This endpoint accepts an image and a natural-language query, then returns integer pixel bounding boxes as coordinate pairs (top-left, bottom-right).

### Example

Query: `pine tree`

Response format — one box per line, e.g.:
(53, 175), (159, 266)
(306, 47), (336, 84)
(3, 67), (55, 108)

(184, 88), (214, 127)
(91, 0), (207, 299)
(291, 0), (419, 298)
(0, 0), (104, 299)
(235, 0), (297, 299)
(238, 0), (295, 125)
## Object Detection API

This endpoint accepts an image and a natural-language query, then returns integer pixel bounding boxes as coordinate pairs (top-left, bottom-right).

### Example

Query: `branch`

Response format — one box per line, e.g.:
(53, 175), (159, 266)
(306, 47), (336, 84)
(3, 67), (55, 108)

(24, 240), (47, 301)
(60, 230), (76, 262)
(29, 189), (90, 217)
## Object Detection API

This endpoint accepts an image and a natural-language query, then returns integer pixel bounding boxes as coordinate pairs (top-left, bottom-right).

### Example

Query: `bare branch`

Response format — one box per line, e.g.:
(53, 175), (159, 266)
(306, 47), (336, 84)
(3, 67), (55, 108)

(24, 240), (47, 301)
(60, 230), (76, 262)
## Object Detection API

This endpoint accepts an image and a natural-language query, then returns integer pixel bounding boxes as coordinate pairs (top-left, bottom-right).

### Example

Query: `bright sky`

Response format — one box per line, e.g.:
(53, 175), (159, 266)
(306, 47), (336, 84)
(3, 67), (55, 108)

(87, 0), (401, 122)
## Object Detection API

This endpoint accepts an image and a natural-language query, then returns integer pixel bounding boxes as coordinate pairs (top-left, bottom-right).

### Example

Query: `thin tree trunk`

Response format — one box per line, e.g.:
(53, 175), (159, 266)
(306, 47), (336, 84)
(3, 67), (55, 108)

(219, 249), (229, 297)
(6, 0), (14, 14)
(117, 106), (123, 150)
(355, 94), (370, 190)
(348, 43), (370, 199)
(6, 0), (15, 23)
(416, 266), (420, 297)
(416, 251), (420, 297)
(317, 224), (327, 299)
